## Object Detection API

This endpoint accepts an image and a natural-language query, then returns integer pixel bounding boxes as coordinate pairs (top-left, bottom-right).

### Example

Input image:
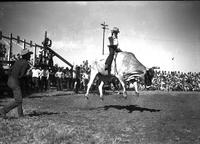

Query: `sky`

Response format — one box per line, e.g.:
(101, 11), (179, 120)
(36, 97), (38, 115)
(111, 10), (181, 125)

(0, 1), (200, 73)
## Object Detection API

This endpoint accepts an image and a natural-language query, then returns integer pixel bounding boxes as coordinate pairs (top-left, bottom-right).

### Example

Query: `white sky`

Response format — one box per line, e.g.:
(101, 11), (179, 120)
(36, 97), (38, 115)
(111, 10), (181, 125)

(0, 1), (200, 72)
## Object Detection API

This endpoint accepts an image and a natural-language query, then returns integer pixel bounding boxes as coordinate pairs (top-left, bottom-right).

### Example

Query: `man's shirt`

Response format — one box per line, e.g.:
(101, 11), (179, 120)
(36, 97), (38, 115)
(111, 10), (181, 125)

(55, 71), (63, 78)
(9, 59), (30, 79)
(108, 36), (119, 46)
(32, 68), (41, 78)
(40, 69), (49, 79)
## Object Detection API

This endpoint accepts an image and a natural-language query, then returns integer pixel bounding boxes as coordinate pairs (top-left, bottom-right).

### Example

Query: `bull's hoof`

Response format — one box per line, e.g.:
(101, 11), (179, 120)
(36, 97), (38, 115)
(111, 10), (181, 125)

(117, 91), (121, 95)
(84, 95), (89, 100)
(135, 92), (139, 97)
(124, 96), (128, 99)
(123, 92), (128, 98)
(100, 97), (104, 101)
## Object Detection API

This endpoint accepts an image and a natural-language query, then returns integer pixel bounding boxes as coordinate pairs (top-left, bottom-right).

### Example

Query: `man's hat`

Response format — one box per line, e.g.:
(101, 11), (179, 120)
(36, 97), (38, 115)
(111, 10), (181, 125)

(21, 49), (33, 56)
(111, 27), (120, 33)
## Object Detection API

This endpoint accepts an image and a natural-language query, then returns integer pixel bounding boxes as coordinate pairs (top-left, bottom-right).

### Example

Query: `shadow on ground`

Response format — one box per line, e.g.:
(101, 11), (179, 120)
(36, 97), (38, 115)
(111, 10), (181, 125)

(27, 110), (61, 117)
(27, 93), (72, 99)
(89, 105), (160, 113)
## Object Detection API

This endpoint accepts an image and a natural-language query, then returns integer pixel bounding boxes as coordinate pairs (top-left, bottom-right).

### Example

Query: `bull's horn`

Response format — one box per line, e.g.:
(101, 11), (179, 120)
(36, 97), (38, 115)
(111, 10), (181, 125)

(152, 66), (160, 69)
(146, 66), (160, 70)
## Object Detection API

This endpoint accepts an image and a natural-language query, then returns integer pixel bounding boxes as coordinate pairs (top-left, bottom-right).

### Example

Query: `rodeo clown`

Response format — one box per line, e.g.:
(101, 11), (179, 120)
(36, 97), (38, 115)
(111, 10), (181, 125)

(105, 27), (121, 74)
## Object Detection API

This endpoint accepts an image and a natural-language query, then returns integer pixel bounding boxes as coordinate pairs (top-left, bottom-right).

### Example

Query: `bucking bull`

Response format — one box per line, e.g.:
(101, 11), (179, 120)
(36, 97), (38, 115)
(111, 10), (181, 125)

(85, 51), (159, 100)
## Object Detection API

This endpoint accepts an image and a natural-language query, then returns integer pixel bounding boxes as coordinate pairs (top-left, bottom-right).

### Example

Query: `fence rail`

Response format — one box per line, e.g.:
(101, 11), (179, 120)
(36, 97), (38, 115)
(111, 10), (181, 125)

(0, 31), (73, 68)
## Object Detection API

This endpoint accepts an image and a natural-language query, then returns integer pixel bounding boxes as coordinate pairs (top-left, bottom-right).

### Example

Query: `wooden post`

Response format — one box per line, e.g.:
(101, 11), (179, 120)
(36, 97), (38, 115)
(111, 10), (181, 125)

(45, 31), (47, 39)
(102, 25), (105, 55)
(9, 33), (13, 61)
(101, 22), (108, 55)
(44, 31), (47, 65)
(33, 44), (37, 66)
(0, 31), (2, 40)
(17, 36), (20, 43)
(24, 39), (26, 49)
(30, 40), (33, 47)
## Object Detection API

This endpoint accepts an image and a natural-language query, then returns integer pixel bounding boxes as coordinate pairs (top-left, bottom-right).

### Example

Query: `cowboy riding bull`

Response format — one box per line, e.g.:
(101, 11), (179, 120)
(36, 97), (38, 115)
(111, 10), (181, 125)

(85, 51), (159, 100)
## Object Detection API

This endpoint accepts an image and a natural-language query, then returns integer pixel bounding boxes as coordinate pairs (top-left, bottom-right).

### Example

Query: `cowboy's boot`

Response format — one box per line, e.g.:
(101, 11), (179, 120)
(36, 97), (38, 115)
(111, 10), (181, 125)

(17, 105), (24, 117)
(105, 64), (109, 70)
(0, 108), (7, 119)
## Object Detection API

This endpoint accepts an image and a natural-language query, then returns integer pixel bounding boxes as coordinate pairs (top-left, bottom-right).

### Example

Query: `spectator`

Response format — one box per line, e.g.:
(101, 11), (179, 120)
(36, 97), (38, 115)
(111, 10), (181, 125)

(40, 67), (49, 91)
(55, 68), (64, 91)
(64, 67), (71, 90)
(73, 66), (81, 93)
(0, 49), (33, 118)
(69, 67), (74, 90)
(38, 67), (43, 92)
(48, 68), (55, 89)
(81, 71), (89, 91)
(31, 66), (41, 92)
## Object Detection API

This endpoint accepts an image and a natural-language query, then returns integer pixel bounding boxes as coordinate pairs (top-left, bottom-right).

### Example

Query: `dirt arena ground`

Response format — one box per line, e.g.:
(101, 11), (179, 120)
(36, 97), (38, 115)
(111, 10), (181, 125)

(0, 90), (200, 144)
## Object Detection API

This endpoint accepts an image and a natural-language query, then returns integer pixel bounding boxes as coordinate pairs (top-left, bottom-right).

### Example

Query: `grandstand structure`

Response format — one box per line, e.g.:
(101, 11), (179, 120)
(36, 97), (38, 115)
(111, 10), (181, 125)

(0, 31), (73, 68)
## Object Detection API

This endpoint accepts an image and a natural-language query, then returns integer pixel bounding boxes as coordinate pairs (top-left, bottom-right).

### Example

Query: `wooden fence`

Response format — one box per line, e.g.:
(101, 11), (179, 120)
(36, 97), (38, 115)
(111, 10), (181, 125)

(0, 31), (73, 68)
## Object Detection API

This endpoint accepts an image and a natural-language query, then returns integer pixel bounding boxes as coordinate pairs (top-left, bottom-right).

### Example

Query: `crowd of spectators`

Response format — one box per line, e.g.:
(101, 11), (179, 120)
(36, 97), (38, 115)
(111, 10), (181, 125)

(139, 70), (200, 92)
(25, 60), (92, 94)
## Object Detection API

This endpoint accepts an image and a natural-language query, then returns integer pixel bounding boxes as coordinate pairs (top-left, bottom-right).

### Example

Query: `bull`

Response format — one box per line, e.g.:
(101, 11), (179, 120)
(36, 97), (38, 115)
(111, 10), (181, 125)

(85, 51), (158, 100)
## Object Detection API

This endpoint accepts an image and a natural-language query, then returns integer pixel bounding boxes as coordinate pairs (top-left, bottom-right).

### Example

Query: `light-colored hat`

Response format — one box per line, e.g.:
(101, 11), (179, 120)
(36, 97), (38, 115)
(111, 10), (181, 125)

(21, 49), (33, 56)
(111, 27), (120, 33)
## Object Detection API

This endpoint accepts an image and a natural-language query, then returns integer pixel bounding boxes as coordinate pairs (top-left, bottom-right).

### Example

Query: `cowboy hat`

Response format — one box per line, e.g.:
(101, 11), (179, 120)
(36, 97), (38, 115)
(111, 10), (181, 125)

(21, 49), (33, 56)
(111, 27), (120, 33)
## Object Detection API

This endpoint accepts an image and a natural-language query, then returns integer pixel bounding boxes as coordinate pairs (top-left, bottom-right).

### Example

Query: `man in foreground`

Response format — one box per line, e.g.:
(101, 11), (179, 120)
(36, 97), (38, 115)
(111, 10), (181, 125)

(0, 49), (33, 118)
